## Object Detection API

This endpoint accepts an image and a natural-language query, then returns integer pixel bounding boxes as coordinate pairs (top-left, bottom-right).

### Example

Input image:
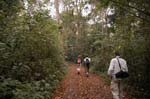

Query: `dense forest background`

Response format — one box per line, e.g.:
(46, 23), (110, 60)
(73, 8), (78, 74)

(0, 0), (150, 99)
(0, 0), (66, 99)
(62, 0), (150, 98)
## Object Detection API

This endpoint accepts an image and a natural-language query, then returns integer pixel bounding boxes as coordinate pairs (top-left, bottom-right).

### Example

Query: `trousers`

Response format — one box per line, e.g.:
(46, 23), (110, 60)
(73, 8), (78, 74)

(111, 80), (124, 99)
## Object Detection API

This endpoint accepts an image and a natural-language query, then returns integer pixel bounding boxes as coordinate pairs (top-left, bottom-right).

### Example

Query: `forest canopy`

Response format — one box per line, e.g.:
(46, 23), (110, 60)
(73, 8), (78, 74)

(0, 0), (150, 98)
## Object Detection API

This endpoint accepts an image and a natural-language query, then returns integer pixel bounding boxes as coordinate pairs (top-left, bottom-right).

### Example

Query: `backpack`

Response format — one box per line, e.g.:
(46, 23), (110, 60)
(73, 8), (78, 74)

(85, 58), (90, 64)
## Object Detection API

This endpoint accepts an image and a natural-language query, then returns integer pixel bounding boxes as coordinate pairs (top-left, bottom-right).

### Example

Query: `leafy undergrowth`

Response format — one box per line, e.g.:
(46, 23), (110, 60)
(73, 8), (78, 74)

(0, 62), (67, 99)
(0, 70), (66, 99)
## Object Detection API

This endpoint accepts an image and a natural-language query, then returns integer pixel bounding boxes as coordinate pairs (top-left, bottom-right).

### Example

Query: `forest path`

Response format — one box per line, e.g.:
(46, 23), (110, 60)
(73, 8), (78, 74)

(52, 63), (113, 99)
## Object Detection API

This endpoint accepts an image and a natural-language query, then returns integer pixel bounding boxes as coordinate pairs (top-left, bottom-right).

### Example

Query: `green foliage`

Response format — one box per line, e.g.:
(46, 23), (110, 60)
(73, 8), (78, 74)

(93, 0), (150, 98)
(0, 0), (66, 99)
(62, 0), (150, 98)
(0, 77), (64, 99)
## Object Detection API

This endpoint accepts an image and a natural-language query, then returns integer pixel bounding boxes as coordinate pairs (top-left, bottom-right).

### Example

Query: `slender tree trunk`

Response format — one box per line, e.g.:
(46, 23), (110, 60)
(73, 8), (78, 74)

(55, 0), (60, 24)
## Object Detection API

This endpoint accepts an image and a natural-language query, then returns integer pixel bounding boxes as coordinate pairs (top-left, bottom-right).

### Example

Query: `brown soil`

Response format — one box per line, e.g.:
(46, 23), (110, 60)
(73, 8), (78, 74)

(52, 63), (129, 99)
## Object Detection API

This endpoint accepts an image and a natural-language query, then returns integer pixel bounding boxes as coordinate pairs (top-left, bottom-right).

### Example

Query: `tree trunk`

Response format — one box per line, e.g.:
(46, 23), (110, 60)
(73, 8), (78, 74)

(55, 0), (60, 24)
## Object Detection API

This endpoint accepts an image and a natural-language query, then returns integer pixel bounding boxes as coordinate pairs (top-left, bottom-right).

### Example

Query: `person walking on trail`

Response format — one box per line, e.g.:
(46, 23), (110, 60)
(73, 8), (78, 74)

(84, 56), (91, 77)
(107, 52), (128, 99)
(77, 55), (81, 75)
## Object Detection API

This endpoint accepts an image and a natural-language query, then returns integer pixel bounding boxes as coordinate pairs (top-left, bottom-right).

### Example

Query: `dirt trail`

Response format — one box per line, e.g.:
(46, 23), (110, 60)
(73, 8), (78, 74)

(52, 63), (113, 99)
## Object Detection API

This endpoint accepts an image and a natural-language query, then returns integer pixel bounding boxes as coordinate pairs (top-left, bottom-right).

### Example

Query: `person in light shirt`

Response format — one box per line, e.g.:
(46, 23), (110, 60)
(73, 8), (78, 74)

(84, 56), (91, 77)
(108, 51), (128, 99)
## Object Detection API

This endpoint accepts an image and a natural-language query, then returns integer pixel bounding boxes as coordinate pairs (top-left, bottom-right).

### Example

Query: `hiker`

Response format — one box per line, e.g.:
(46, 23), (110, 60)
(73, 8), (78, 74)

(77, 55), (81, 74)
(84, 56), (91, 77)
(107, 51), (128, 99)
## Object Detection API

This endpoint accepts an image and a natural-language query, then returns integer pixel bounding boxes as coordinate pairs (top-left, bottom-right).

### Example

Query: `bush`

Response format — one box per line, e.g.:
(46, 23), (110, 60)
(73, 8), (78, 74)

(0, 1), (66, 98)
(0, 77), (65, 99)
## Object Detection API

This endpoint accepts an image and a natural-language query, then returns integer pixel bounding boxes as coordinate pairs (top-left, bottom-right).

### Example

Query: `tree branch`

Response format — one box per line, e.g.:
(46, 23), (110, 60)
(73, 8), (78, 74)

(110, 0), (150, 17)
(109, 0), (150, 23)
